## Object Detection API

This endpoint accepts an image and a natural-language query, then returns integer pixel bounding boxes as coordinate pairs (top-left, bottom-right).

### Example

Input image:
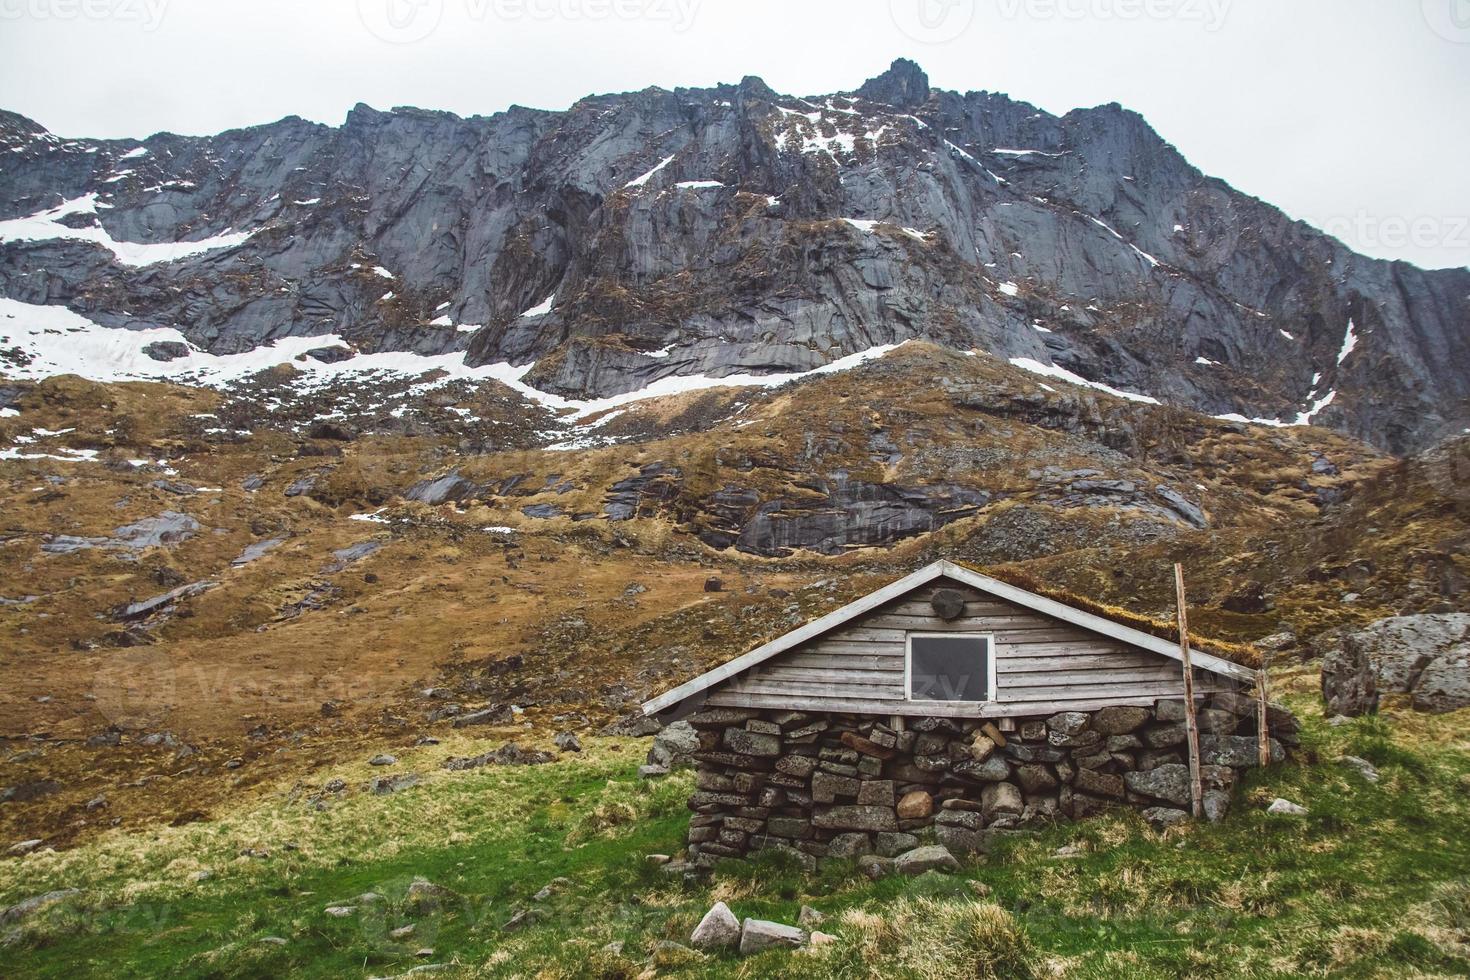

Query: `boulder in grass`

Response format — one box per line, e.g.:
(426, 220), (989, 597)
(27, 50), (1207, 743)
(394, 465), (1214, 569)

(690, 901), (741, 949)
(858, 854), (897, 880)
(1266, 798), (1308, 816)
(1143, 807), (1190, 830)
(738, 918), (806, 955)
(1, 889), (80, 925)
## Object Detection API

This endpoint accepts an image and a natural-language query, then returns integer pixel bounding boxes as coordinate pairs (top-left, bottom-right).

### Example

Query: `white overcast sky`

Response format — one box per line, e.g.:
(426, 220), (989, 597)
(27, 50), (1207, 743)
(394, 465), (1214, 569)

(2, 0), (1467, 268)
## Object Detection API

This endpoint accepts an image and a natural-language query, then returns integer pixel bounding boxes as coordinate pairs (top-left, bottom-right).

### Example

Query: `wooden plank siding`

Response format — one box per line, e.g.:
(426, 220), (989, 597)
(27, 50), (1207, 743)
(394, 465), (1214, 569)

(705, 578), (1236, 717)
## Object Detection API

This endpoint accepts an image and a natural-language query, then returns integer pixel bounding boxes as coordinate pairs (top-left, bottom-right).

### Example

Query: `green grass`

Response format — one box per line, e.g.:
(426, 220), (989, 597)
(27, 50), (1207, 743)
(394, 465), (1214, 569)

(4, 703), (1469, 979)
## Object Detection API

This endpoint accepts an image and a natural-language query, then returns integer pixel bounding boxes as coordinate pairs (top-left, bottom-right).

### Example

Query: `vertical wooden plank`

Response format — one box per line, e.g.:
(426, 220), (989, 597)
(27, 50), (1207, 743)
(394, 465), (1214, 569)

(1256, 667), (1272, 767)
(1174, 563), (1203, 820)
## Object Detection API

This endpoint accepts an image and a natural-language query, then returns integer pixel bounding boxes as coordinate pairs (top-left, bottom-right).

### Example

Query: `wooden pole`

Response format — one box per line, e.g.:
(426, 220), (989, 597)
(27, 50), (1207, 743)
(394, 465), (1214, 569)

(1256, 658), (1272, 768)
(1174, 563), (1203, 819)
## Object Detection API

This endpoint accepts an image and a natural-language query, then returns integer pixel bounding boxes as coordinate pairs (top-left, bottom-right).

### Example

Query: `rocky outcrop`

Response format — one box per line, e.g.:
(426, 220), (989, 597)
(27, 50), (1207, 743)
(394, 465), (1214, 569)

(1322, 614), (1470, 714)
(699, 478), (990, 557)
(2, 62), (1466, 452)
(676, 694), (1296, 869)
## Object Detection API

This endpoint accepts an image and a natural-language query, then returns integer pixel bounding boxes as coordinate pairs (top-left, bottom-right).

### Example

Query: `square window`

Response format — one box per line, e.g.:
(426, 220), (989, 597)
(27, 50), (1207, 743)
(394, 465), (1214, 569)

(907, 634), (993, 702)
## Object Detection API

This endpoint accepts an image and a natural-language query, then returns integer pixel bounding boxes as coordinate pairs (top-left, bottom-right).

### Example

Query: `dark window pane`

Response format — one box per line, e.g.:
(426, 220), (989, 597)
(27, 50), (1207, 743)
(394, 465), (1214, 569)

(910, 635), (989, 702)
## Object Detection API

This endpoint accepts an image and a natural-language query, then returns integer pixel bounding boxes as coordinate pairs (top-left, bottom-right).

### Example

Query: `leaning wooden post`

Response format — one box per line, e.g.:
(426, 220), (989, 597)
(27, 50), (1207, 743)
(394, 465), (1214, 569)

(1256, 656), (1272, 768)
(1174, 563), (1203, 819)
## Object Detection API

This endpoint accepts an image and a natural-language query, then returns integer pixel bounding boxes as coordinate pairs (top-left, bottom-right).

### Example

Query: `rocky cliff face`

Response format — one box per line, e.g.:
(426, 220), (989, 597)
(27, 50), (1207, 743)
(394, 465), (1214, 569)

(2, 59), (1466, 452)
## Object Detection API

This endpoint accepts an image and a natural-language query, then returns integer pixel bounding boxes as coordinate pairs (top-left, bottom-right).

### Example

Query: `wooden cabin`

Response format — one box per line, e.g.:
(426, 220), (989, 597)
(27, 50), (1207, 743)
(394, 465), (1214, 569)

(642, 561), (1291, 870)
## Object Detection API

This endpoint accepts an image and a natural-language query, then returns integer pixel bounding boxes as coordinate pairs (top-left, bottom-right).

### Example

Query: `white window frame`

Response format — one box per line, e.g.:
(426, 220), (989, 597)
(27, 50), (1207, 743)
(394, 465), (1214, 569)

(904, 632), (998, 704)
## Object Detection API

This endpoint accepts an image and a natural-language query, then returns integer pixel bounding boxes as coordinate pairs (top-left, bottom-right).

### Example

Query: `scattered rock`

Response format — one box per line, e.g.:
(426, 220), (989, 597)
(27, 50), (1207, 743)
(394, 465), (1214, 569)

(1142, 807), (1191, 830)
(7, 839), (43, 856)
(797, 905), (826, 930)
(368, 773), (420, 795)
(1, 889), (80, 925)
(1340, 755), (1380, 783)
(501, 908), (543, 931)
(690, 901), (741, 949)
(554, 731), (582, 753)
(369, 754), (397, 766)
(442, 743), (553, 770)
(324, 905), (356, 917)
(738, 918), (806, 955)
(1266, 798), (1308, 816)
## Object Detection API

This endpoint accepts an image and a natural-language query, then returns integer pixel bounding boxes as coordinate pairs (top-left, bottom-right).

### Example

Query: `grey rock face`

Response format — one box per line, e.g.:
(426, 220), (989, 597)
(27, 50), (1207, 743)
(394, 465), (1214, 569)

(1, 60), (1465, 453)
(1323, 614), (1470, 714)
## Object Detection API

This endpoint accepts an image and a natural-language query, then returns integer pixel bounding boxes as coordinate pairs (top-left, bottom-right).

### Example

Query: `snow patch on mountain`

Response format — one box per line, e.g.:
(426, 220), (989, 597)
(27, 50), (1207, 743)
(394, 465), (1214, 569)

(0, 195), (253, 267)
(0, 299), (912, 426)
(1008, 356), (1160, 404)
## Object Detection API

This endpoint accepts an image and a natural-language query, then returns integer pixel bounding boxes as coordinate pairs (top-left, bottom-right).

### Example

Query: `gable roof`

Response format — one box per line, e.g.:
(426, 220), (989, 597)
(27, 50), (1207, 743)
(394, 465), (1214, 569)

(641, 560), (1258, 716)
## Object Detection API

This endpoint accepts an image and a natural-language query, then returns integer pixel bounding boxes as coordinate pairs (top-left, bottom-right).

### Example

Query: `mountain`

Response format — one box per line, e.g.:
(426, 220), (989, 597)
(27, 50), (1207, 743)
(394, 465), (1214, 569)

(1, 58), (1466, 454)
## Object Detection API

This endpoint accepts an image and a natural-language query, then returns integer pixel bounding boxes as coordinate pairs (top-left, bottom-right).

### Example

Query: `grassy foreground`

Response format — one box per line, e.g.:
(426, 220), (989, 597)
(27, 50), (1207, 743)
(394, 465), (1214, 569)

(3, 696), (1469, 979)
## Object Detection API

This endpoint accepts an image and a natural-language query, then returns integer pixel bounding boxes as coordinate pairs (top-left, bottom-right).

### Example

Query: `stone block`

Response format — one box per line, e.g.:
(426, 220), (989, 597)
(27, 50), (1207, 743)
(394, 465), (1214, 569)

(954, 756), (1011, 782)
(842, 731), (897, 760)
(812, 805), (899, 832)
(1154, 700), (1187, 722)
(724, 728), (782, 757)
(1050, 729), (1103, 750)
(935, 825), (989, 855)
(981, 782), (1023, 819)
(812, 771), (861, 803)
(695, 770), (735, 792)
(895, 845), (960, 875)
(1073, 768), (1124, 798)
(896, 789), (934, 819)
(1092, 705), (1151, 735)
(935, 809), (983, 831)
(767, 816), (811, 839)
(857, 780), (896, 806)
(775, 755), (817, 779)
(1047, 711), (1090, 736)
(733, 771), (767, 794)
(688, 708), (759, 729)
(1142, 724), (1187, 748)
(876, 831), (920, 857)
(1123, 764), (1191, 806)
(1015, 764), (1058, 794)
(827, 832), (873, 858)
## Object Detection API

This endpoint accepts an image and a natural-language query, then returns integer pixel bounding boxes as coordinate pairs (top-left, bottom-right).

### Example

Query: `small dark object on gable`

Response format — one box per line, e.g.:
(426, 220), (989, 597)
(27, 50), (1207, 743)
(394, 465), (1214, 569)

(930, 588), (966, 620)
